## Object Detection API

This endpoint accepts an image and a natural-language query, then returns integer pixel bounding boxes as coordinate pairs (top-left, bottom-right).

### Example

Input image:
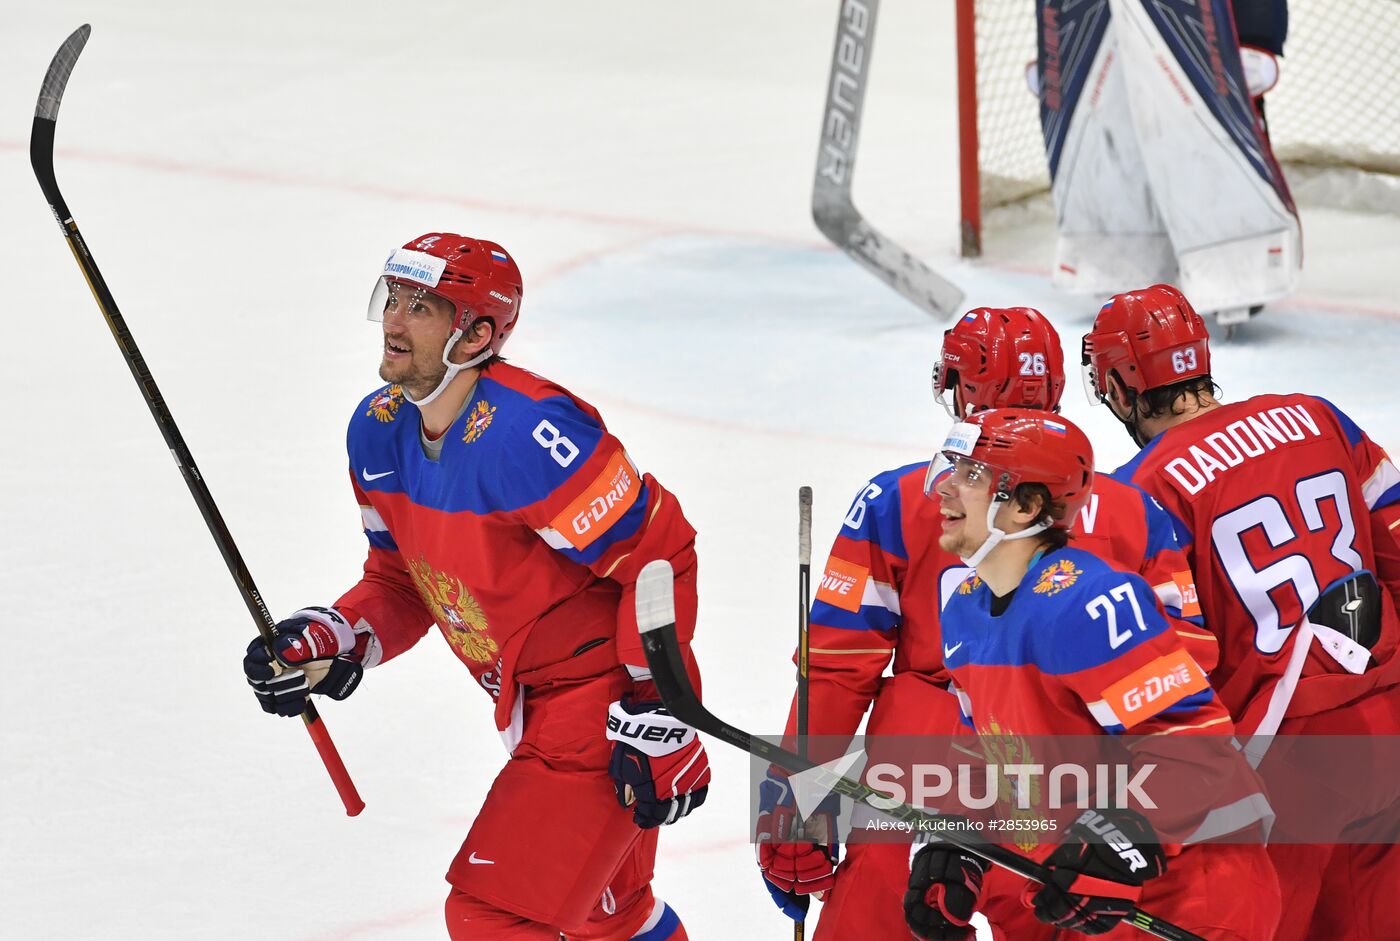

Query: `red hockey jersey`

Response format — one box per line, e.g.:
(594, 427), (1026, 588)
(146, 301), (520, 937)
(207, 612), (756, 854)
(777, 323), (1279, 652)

(789, 461), (1212, 743)
(1114, 392), (1400, 733)
(334, 363), (699, 739)
(940, 549), (1262, 845)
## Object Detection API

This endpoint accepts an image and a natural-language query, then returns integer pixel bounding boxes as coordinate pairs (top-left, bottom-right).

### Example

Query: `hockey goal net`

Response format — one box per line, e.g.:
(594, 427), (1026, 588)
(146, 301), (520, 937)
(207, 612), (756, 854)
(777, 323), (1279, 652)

(958, 0), (1400, 257)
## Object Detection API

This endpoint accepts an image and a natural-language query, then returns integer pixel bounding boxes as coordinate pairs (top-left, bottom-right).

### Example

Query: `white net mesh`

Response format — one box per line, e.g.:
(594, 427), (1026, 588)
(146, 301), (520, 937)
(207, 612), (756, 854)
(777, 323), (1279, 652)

(970, 0), (1400, 218)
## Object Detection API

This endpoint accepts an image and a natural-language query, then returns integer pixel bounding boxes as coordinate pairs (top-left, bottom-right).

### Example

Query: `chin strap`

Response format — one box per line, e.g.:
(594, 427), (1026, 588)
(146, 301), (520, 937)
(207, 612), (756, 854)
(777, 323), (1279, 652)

(960, 492), (1052, 570)
(402, 328), (496, 408)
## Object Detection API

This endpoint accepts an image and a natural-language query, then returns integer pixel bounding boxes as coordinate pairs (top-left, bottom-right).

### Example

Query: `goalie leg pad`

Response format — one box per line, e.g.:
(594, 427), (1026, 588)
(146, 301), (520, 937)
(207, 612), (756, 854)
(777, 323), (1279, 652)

(1041, 0), (1178, 295)
(1107, 0), (1300, 312)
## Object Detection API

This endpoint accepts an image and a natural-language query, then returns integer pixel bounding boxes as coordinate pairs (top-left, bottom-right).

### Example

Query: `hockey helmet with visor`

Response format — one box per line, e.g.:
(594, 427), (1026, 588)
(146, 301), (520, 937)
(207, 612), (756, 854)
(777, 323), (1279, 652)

(368, 233), (523, 406)
(924, 408), (1094, 568)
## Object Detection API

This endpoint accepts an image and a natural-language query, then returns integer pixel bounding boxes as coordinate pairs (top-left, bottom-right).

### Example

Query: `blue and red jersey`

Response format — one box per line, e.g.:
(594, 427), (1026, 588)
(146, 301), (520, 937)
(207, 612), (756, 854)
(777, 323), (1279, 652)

(787, 461), (1213, 743)
(1114, 392), (1400, 732)
(942, 549), (1219, 737)
(940, 549), (1260, 845)
(335, 363), (699, 736)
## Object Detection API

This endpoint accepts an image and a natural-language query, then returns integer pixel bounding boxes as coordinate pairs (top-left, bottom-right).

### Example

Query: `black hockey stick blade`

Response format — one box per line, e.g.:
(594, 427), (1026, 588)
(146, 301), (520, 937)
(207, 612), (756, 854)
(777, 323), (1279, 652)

(634, 559), (1203, 941)
(31, 25), (90, 218)
(812, 0), (964, 319)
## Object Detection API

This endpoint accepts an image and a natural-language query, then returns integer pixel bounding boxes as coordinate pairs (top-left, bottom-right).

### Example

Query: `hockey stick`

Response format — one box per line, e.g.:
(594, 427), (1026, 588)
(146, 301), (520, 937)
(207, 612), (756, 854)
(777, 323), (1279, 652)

(812, 0), (965, 319)
(793, 486), (813, 940)
(30, 25), (365, 817)
(636, 560), (1203, 941)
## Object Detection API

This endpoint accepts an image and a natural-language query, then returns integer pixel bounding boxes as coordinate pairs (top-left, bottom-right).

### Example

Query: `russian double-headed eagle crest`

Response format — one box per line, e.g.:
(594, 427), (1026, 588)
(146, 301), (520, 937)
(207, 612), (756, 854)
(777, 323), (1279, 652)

(979, 715), (1046, 852)
(958, 573), (983, 595)
(462, 399), (496, 444)
(1033, 559), (1081, 596)
(367, 385), (404, 423)
(406, 557), (498, 664)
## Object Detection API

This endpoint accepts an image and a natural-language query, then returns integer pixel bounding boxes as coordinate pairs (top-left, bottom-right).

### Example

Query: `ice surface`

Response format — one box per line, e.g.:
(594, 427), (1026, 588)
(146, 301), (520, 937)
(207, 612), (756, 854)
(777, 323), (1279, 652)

(1, 2), (1396, 938)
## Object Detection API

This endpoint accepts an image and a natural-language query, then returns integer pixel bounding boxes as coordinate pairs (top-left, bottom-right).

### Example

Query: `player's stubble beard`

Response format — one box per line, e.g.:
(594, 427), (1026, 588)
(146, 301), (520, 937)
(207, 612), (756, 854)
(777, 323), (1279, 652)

(938, 507), (990, 560)
(939, 528), (975, 559)
(379, 344), (448, 402)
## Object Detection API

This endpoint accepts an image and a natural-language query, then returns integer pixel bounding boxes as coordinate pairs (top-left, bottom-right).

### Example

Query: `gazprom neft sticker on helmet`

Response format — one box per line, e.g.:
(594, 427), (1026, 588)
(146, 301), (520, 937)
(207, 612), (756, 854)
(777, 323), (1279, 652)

(941, 422), (981, 457)
(381, 248), (446, 288)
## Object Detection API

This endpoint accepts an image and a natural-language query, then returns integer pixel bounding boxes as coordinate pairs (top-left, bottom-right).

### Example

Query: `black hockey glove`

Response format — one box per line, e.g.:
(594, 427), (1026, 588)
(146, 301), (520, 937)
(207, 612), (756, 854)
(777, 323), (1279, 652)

(1029, 808), (1167, 935)
(1308, 569), (1382, 653)
(904, 842), (987, 941)
(243, 607), (368, 717)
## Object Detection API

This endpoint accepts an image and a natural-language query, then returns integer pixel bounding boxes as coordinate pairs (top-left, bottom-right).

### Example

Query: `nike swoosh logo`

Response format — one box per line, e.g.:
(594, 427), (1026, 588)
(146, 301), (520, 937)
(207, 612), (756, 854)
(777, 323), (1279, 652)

(942, 641), (964, 659)
(361, 468), (395, 482)
(468, 852), (495, 865)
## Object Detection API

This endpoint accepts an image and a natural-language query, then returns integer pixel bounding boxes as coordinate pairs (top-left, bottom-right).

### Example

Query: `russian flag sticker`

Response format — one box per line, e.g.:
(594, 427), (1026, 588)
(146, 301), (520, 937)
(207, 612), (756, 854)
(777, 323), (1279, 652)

(490, 249), (509, 267)
(1043, 419), (1067, 436)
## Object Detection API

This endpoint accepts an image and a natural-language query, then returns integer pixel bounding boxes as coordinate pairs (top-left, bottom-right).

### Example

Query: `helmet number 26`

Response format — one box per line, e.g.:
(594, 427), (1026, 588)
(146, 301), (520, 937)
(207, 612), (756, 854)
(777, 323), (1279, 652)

(1018, 352), (1047, 376)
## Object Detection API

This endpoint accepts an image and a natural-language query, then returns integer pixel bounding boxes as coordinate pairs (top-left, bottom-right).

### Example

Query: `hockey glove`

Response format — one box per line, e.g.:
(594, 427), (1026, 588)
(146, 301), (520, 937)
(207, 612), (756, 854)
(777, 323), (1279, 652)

(606, 697), (711, 829)
(904, 842), (988, 941)
(1027, 808), (1167, 935)
(755, 767), (840, 921)
(243, 606), (374, 718)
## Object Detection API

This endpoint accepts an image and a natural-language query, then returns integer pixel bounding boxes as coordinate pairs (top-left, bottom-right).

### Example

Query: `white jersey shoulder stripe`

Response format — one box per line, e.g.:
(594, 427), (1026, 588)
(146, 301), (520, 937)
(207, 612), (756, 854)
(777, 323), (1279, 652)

(1087, 699), (1123, 729)
(1362, 458), (1400, 509)
(862, 577), (902, 616)
(360, 506), (388, 533)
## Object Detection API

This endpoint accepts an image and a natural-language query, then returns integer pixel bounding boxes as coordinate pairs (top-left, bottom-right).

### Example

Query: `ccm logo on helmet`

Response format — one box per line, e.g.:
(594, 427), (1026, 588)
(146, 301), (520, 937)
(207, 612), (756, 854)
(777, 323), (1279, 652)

(606, 714), (688, 746)
(1075, 810), (1151, 872)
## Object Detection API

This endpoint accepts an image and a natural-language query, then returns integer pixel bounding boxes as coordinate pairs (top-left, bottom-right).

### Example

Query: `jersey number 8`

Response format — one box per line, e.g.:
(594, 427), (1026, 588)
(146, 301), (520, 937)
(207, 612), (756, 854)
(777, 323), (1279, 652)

(532, 420), (579, 468)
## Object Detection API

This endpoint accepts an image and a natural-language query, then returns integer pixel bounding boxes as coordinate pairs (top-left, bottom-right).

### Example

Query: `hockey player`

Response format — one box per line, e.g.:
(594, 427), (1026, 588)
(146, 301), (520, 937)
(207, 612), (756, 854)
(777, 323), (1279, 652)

(241, 234), (706, 941)
(1037, 0), (1295, 327)
(1083, 282), (1400, 941)
(756, 307), (1213, 939)
(904, 409), (1279, 940)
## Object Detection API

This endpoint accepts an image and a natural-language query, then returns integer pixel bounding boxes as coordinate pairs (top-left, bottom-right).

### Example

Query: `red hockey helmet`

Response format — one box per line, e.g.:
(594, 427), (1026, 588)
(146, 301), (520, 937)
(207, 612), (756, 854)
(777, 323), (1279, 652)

(368, 233), (523, 358)
(932, 408), (1094, 532)
(933, 307), (1066, 417)
(1081, 284), (1211, 403)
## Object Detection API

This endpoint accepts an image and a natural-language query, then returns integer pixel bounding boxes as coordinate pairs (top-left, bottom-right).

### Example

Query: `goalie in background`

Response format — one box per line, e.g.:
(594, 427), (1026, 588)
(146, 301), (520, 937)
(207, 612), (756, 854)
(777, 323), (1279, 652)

(1033, 0), (1294, 330)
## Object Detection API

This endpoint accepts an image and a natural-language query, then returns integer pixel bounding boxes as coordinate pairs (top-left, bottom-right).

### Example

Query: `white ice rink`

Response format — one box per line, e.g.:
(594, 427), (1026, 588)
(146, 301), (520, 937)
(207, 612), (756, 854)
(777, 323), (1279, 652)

(2, 2), (1397, 938)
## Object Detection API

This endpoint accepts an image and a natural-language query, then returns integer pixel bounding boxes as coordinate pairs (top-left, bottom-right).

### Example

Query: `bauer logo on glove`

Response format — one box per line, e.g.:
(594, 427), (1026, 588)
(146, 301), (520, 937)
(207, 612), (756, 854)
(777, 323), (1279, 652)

(605, 697), (710, 829)
(606, 711), (694, 751)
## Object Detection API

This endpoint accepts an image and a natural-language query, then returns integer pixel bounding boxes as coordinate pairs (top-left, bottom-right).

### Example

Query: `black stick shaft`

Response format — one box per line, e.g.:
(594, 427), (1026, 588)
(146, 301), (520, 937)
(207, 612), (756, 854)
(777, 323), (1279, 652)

(794, 486), (813, 939)
(30, 25), (363, 816)
(638, 617), (1203, 941)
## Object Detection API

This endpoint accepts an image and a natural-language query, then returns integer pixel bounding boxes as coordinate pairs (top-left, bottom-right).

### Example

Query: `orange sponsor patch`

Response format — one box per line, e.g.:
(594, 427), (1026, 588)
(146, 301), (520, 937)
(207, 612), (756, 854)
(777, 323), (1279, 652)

(1101, 651), (1209, 730)
(816, 557), (869, 613)
(550, 450), (641, 550)
(1172, 570), (1202, 618)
